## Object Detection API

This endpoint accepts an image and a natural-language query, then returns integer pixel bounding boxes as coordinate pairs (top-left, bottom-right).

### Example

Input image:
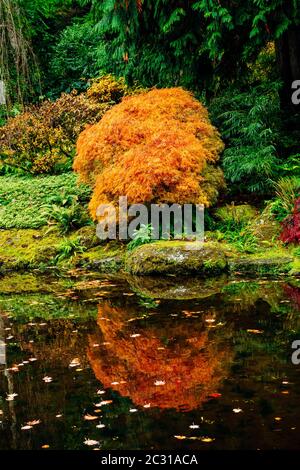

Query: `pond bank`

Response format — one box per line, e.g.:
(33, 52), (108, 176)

(0, 227), (299, 279)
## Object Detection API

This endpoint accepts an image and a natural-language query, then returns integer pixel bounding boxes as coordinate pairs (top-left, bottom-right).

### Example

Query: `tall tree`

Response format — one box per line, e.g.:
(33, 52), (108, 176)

(84, 0), (300, 111)
(0, 0), (39, 105)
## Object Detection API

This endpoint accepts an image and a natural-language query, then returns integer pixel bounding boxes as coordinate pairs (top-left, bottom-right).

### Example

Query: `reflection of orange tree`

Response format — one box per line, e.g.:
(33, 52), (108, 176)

(88, 302), (233, 411)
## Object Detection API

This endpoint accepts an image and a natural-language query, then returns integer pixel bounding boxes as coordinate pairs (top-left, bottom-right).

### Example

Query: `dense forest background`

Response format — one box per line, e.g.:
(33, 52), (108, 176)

(0, 0), (300, 199)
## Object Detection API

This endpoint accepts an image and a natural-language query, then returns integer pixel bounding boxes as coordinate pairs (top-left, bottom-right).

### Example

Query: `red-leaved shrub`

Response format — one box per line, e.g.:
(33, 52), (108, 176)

(280, 197), (300, 244)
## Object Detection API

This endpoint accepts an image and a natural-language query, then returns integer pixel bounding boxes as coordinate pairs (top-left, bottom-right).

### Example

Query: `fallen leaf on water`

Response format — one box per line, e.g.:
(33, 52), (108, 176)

(96, 400), (112, 407)
(69, 358), (81, 368)
(6, 393), (18, 401)
(43, 376), (53, 383)
(27, 420), (41, 426)
(233, 408), (243, 414)
(189, 424), (200, 429)
(154, 380), (165, 386)
(84, 414), (98, 421)
(201, 437), (215, 443)
(84, 439), (99, 446)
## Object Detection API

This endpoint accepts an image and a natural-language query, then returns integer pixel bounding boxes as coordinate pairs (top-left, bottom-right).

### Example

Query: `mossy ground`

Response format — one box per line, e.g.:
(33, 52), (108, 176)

(0, 177), (298, 278)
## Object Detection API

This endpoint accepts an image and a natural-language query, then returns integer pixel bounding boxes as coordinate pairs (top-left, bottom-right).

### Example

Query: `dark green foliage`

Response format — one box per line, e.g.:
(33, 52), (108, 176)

(210, 82), (281, 194)
(48, 20), (100, 98)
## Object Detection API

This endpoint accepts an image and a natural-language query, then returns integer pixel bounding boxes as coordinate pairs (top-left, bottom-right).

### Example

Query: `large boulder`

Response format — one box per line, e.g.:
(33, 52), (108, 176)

(125, 241), (228, 276)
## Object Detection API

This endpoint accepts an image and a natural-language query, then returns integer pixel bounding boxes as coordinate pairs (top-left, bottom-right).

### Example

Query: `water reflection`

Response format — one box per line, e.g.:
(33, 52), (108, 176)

(0, 276), (299, 449)
(88, 303), (233, 411)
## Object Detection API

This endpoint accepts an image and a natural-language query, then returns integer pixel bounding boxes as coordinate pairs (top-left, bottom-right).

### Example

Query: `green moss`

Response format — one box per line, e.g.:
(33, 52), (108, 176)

(0, 273), (58, 294)
(0, 228), (62, 271)
(290, 258), (300, 275)
(76, 241), (125, 272)
(125, 241), (229, 276)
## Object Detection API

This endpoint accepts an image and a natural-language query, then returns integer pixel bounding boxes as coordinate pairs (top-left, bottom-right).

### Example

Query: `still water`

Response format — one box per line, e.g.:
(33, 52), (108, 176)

(0, 272), (299, 450)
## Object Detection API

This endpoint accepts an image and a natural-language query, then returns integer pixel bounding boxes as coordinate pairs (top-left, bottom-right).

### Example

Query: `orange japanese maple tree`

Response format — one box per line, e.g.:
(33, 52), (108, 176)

(74, 88), (225, 219)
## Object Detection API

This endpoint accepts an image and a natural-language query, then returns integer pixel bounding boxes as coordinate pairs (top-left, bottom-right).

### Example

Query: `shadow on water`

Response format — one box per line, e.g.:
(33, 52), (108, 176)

(0, 273), (299, 449)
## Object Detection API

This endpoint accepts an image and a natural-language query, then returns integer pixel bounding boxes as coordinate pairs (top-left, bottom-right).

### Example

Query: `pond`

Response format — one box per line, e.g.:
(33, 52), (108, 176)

(0, 272), (299, 450)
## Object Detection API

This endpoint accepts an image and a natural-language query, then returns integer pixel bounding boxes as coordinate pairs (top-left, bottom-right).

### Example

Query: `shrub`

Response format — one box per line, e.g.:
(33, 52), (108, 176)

(87, 74), (129, 103)
(42, 201), (91, 234)
(127, 224), (154, 252)
(0, 75), (128, 175)
(74, 88), (225, 219)
(280, 197), (300, 245)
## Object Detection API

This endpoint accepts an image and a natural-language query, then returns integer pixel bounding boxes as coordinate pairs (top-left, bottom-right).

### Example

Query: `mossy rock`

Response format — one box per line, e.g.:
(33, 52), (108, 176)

(228, 256), (293, 276)
(289, 258), (300, 276)
(125, 241), (228, 276)
(76, 243), (125, 272)
(75, 225), (100, 250)
(248, 216), (281, 244)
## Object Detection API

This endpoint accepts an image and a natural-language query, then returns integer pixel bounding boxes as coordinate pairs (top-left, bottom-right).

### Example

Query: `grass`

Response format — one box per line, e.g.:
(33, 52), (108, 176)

(0, 173), (91, 229)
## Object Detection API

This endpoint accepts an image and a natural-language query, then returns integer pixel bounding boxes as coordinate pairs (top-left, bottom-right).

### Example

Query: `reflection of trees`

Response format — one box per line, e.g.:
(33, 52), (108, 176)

(88, 302), (233, 411)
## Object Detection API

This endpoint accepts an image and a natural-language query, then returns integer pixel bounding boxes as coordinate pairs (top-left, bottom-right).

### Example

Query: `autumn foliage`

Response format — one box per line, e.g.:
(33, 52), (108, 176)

(88, 302), (232, 411)
(0, 75), (127, 174)
(280, 197), (300, 244)
(74, 88), (225, 219)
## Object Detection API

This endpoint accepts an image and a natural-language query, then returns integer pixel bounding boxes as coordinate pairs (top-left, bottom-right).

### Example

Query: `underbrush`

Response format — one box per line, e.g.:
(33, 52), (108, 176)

(0, 173), (91, 229)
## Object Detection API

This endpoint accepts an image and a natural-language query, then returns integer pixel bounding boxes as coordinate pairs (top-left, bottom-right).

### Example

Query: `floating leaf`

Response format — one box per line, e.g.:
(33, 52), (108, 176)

(27, 420), (41, 426)
(154, 380), (165, 386)
(201, 437), (215, 443)
(84, 439), (99, 446)
(43, 376), (53, 383)
(233, 408), (243, 413)
(84, 414), (98, 421)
